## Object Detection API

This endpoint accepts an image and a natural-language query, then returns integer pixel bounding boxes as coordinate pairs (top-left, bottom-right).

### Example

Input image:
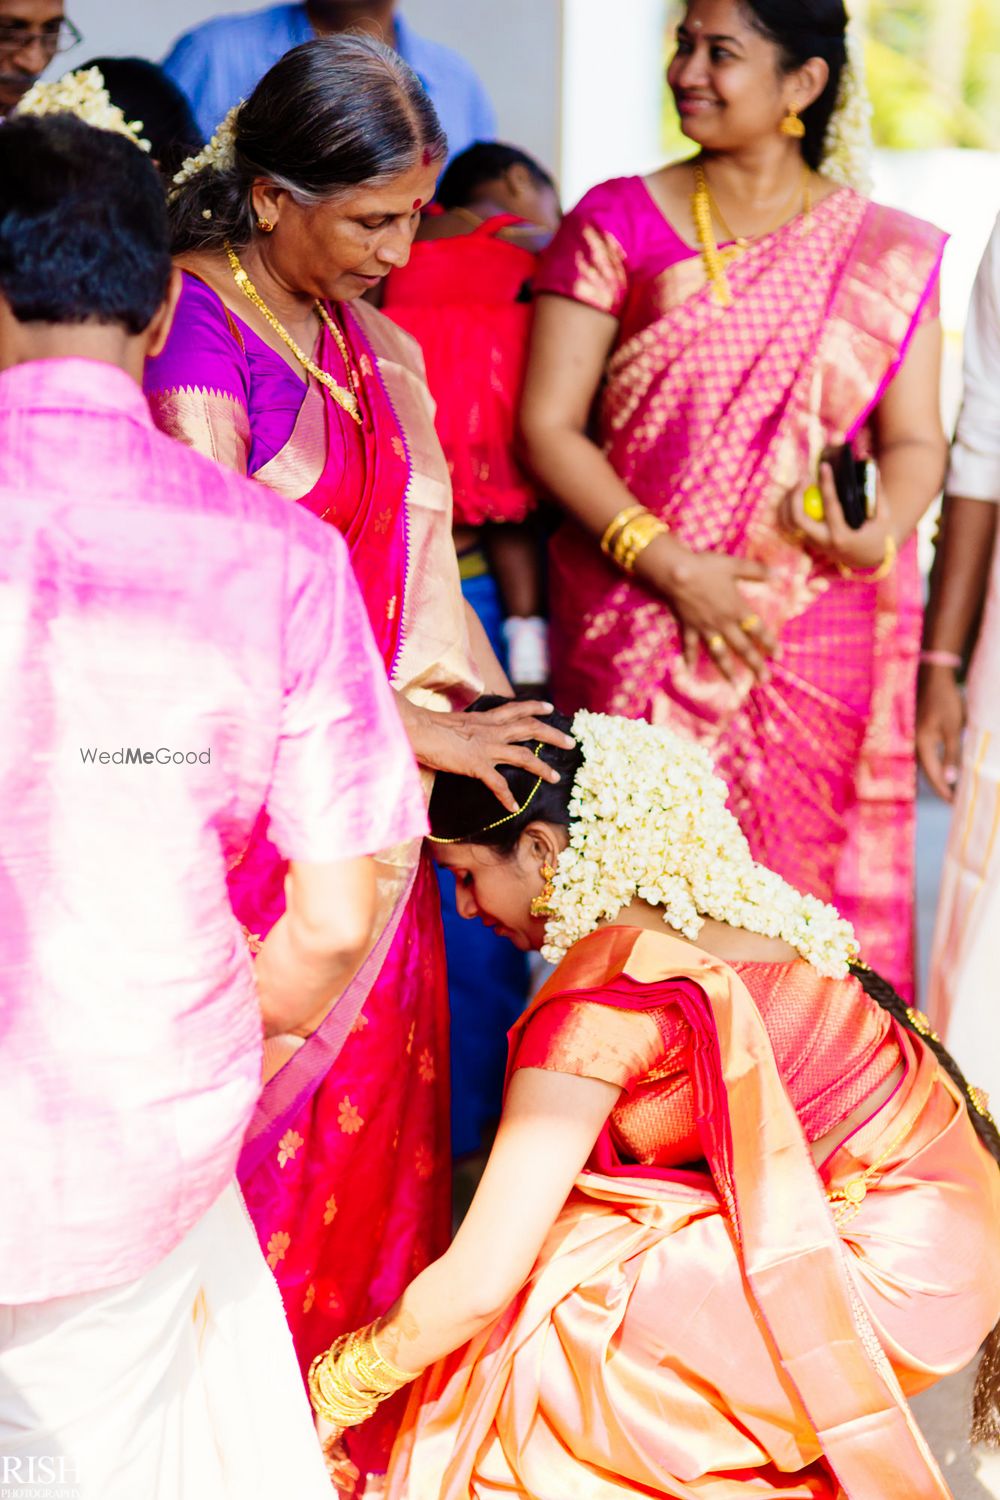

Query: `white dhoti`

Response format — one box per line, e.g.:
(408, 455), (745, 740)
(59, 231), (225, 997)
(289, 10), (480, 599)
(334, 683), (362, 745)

(0, 1184), (331, 1500)
(927, 722), (1000, 1113)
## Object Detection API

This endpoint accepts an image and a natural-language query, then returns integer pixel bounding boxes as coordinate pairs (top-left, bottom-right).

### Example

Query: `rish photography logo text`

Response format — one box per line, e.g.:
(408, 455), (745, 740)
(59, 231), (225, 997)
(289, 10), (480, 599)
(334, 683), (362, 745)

(1, 1455), (81, 1499)
(79, 747), (211, 767)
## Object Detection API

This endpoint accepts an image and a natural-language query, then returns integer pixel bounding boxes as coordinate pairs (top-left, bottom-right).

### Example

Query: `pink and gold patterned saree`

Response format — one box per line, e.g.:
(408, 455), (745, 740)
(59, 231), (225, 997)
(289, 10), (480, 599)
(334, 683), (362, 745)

(145, 278), (478, 1479)
(537, 181), (946, 995)
(386, 928), (1000, 1498)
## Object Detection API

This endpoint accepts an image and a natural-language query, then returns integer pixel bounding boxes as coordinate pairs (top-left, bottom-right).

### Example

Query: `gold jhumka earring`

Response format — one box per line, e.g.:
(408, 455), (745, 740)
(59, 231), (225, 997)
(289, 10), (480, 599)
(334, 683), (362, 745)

(529, 864), (558, 919)
(256, 216), (275, 233)
(780, 106), (806, 139)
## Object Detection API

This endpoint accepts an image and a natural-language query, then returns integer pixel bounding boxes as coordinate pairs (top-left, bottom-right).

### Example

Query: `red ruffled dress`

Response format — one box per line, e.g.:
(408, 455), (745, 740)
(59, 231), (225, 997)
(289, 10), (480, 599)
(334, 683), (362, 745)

(382, 215), (540, 526)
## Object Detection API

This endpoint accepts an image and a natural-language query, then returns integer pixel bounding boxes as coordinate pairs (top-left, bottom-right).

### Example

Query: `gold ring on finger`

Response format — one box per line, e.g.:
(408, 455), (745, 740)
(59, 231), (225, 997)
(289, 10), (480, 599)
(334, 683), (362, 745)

(740, 614), (762, 634)
(707, 633), (726, 656)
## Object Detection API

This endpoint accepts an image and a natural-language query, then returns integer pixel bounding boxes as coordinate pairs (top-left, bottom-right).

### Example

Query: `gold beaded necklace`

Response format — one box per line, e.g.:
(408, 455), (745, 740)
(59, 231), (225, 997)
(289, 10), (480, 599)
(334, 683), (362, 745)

(692, 162), (814, 308)
(224, 242), (362, 425)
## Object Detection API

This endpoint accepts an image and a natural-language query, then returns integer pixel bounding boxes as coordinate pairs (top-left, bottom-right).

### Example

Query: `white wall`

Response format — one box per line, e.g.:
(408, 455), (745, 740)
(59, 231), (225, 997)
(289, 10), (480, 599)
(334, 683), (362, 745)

(68, 0), (249, 63)
(403, 0), (562, 175)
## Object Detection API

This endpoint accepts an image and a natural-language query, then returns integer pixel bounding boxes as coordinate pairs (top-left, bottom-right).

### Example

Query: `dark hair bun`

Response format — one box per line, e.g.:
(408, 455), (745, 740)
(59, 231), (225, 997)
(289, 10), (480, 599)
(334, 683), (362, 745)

(428, 696), (581, 848)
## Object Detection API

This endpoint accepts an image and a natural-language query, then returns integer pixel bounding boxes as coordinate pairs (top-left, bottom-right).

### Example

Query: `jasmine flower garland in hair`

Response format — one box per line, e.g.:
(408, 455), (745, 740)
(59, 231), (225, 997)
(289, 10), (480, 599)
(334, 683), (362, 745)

(14, 67), (150, 151)
(541, 711), (859, 977)
(171, 103), (240, 192)
(820, 28), (873, 195)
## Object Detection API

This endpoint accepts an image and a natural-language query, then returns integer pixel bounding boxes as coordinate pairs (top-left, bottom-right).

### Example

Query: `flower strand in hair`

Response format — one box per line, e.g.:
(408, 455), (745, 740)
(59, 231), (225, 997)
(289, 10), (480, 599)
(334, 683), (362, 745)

(541, 711), (859, 974)
(14, 67), (150, 152)
(820, 28), (873, 193)
(171, 103), (241, 193)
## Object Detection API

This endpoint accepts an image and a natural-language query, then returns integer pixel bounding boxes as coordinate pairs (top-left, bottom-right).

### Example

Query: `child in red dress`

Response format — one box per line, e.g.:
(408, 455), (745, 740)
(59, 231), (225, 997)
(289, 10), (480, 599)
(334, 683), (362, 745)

(383, 142), (560, 692)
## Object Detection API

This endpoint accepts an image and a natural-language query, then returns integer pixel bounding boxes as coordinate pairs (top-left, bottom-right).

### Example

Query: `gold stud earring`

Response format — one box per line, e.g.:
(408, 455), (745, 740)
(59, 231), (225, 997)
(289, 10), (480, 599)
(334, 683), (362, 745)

(780, 106), (806, 139)
(529, 863), (557, 919)
(257, 216), (275, 233)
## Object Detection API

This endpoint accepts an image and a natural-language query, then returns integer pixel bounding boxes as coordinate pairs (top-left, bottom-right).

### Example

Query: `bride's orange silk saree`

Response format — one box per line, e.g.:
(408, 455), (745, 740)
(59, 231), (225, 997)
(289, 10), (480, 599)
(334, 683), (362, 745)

(385, 929), (1000, 1498)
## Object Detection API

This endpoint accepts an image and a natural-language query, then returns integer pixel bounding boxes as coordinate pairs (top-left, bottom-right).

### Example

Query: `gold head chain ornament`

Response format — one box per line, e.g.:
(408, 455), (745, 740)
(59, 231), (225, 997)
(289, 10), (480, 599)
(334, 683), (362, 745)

(427, 744), (548, 846)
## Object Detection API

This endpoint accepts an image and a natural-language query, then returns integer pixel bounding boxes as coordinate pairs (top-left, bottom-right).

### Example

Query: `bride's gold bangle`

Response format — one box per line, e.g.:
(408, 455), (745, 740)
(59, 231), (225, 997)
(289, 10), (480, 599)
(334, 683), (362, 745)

(837, 533), (897, 583)
(308, 1323), (416, 1431)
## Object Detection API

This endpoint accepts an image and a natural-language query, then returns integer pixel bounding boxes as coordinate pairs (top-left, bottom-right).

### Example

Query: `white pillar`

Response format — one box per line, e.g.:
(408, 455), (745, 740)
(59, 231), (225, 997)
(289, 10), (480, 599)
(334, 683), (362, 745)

(559, 0), (669, 205)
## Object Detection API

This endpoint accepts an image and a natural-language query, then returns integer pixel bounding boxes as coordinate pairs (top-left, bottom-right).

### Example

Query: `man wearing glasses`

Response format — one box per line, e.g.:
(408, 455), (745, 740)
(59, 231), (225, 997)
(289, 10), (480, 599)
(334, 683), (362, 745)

(0, 0), (80, 117)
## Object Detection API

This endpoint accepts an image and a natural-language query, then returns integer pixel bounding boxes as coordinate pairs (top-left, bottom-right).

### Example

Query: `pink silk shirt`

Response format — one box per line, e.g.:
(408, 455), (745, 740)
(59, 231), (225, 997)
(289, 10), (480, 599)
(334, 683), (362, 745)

(0, 359), (428, 1304)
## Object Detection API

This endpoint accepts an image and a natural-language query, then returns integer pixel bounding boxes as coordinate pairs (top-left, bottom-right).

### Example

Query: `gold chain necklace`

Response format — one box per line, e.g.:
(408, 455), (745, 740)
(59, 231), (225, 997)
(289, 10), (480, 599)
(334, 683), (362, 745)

(702, 164), (812, 248)
(224, 242), (362, 425)
(692, 163), (813, 308)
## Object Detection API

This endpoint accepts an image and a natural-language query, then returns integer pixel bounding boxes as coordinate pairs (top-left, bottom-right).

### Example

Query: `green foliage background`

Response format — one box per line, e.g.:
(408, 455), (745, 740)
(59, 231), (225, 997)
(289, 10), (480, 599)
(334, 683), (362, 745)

(663, 2), (1000, 153)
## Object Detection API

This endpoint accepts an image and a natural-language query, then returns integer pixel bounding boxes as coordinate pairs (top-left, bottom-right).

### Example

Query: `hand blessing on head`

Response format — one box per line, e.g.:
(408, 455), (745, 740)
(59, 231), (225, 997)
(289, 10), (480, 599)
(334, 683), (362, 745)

(406, 699), (576, 812)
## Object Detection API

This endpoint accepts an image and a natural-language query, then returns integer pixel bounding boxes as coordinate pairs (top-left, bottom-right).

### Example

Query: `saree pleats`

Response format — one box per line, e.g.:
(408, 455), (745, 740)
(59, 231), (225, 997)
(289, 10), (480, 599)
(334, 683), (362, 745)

(385, 931), (1000, 1498)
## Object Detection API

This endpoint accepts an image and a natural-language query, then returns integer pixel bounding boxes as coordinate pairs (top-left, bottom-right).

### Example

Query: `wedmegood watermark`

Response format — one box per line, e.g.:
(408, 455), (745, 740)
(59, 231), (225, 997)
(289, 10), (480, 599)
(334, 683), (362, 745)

(79, 748), (211, 766)
(0, 1455), (81, 1498)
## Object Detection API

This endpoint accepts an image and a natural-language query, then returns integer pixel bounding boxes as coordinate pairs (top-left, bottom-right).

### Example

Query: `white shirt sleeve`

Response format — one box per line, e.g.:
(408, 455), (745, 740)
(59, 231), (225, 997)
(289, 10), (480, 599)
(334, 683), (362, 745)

(949, 215), (1000, 502)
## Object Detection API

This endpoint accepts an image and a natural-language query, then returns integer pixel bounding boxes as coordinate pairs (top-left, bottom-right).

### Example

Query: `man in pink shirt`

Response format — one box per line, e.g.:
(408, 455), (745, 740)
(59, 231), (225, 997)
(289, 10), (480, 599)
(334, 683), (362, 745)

(0, 115), (428, 1497)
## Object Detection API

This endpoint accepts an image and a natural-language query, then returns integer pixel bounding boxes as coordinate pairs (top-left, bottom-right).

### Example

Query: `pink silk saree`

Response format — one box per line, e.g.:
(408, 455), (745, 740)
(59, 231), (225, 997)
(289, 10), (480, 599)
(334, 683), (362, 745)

(537, 181), (946, 996)
(385, 928), (1000, 1498)
(146, 284), (478, 1479)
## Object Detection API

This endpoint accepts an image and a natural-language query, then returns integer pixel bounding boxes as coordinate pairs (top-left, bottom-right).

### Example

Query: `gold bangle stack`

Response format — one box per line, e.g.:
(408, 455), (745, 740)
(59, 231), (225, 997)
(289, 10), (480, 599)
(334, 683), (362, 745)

(599, 504), (669, 574)
(308, 1322), (415, 1432)
(837, 533), (897, 583)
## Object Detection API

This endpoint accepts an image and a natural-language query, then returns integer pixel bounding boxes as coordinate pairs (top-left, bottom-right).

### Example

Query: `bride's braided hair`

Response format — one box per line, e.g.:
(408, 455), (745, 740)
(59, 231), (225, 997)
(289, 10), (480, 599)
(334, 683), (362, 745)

(850, 962), (1000, 1445)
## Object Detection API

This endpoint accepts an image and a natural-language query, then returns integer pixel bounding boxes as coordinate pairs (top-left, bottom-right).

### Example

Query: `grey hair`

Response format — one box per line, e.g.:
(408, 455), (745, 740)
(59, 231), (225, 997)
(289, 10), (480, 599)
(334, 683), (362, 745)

(169, 32), (448, 253)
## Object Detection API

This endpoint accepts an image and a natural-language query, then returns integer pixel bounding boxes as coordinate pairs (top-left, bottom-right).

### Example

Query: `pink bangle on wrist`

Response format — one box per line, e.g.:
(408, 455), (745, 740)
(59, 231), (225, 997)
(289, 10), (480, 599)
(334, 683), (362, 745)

(920, 650), (962, 669)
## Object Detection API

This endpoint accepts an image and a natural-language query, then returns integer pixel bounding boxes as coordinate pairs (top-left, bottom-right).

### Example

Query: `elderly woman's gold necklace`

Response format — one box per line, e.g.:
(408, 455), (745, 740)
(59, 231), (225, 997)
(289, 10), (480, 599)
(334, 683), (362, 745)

(224, 242), (362, 425)
(692, 163), (813, 308)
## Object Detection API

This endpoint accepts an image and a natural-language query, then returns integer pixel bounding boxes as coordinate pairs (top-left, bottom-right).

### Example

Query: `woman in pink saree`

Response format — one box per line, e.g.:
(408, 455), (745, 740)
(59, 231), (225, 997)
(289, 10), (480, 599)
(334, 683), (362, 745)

(521, 0), (948, 996)
(143, 36), (570, 1486)
(309, 705), (1000, 1498)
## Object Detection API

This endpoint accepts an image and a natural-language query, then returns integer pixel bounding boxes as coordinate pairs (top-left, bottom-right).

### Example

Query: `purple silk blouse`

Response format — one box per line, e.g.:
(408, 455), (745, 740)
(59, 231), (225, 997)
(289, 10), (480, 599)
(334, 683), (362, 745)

(145, 272), (310, 474)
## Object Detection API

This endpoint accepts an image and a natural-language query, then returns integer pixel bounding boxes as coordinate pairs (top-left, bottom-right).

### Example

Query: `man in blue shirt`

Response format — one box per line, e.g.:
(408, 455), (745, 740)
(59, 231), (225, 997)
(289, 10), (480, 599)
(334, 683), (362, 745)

(164, 0), (495, 157)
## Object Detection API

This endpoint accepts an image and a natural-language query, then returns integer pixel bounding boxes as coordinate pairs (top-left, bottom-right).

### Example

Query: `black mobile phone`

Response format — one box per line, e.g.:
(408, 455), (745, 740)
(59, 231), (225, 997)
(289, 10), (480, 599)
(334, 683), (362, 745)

(826, 443), (877, 531)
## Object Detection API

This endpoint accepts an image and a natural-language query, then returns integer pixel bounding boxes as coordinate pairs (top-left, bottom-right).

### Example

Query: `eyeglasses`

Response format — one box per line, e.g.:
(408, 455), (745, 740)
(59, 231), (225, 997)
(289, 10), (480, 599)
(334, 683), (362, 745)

(0, 18), (82, 57)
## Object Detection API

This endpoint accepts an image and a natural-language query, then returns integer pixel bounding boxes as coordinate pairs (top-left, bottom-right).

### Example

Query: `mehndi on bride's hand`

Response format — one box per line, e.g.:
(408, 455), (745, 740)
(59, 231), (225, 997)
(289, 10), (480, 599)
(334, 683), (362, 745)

(316, 1421), (359, 1497)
